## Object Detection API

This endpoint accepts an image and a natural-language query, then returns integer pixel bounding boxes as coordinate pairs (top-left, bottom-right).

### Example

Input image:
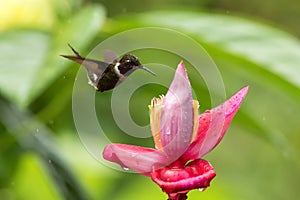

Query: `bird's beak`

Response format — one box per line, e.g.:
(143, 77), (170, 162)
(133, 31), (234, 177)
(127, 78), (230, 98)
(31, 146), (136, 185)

(139, 65), (157, 76)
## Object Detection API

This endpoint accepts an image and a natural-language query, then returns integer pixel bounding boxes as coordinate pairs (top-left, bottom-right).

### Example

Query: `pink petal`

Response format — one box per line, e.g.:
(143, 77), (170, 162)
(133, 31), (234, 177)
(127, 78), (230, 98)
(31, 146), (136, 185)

(151, 159), (216, 194)
(103, 144), (168, 175)
(182, 86), (249, 160)
(160, 61), (194, 161)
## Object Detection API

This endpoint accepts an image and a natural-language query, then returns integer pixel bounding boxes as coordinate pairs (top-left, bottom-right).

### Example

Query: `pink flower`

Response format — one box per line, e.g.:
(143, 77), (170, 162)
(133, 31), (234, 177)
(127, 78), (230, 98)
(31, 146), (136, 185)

(103, 61), (248, 200)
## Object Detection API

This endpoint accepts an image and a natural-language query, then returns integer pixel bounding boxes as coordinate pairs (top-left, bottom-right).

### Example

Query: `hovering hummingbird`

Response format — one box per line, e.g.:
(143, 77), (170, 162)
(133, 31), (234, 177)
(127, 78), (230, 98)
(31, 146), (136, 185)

(61, 44), (156, 92)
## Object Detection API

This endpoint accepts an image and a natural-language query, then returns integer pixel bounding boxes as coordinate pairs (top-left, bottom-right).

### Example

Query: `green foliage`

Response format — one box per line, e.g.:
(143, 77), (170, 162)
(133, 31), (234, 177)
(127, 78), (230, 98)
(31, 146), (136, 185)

(0, 1), (300, 200)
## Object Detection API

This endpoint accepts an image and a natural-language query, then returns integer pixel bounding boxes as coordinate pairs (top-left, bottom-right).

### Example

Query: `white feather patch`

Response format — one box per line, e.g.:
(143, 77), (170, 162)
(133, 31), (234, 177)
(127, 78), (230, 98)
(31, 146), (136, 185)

(92, 73), (98, 81)
(114, 62), (122, 76)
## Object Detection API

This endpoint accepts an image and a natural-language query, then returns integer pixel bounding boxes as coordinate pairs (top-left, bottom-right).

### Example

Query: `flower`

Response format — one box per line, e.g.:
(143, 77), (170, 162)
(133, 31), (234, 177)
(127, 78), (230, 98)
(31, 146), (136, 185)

(103, 61), (248, 199)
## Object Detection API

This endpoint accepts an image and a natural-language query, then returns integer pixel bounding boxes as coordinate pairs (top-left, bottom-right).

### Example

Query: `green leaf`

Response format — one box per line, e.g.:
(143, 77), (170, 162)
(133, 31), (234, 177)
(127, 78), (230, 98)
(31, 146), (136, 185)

(0, 98), (89, 200)
(12, 153), (63, 200)
(115, 11), (300, 90)
(0, 4), (106, 108)
(0, 30), (50, 107)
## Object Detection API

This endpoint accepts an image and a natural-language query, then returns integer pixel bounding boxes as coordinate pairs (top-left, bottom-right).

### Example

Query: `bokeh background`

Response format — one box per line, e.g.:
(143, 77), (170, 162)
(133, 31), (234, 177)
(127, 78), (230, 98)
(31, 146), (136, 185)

(1, 0), (300, 199)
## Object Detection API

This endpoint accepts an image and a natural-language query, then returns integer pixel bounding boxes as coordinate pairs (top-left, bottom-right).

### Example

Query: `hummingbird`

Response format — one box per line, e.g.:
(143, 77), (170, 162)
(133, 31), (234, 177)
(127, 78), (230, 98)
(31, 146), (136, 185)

(61, 44), (156, 92)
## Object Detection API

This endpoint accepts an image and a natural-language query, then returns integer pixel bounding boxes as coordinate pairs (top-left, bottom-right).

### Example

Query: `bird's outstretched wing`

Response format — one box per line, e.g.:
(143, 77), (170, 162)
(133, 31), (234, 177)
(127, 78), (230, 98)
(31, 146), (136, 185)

(61, 44), (110, 89)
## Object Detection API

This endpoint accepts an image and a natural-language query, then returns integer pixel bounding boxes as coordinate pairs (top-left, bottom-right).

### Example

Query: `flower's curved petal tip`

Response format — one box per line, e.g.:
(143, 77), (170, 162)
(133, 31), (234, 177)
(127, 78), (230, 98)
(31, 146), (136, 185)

(178, 60), (185, 67)
(103, 143), (168, 174)
(235, 85), (249, 102)
(176, 61), (187, 77)
(238, 85), (249, 105)
(240, 85), (249, 97)
(226, 85), (249, 115)
(244, 85), (249, 90)
(166, 61), (190, 94)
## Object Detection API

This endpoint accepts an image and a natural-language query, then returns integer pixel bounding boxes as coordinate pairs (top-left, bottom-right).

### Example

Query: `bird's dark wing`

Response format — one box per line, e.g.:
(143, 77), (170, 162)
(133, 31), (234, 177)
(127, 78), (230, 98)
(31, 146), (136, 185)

(61, 44), (110, 89)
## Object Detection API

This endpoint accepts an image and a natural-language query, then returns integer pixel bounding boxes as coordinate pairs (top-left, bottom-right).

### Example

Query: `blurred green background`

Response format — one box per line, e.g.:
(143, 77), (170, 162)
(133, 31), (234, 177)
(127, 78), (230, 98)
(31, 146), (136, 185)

(1, 0), (300, 199)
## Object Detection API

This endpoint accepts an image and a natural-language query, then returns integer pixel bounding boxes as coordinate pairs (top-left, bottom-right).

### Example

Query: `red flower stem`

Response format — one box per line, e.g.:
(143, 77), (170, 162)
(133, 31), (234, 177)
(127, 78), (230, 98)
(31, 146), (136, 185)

(168, 193), (188, 200)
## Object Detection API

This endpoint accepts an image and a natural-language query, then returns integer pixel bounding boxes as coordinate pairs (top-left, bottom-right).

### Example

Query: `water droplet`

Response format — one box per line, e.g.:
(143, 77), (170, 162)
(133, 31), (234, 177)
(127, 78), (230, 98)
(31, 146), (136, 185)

(166, 131), (171, 135)
(122, 167), (130, 171)
(198, 188), (206, 192)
